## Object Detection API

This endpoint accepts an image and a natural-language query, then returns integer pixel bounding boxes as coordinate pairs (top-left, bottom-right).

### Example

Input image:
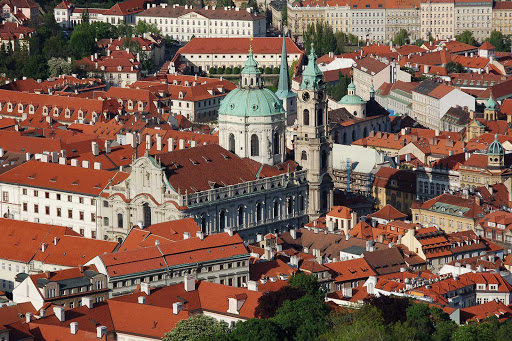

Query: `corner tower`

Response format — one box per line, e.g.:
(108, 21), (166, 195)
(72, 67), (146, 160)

(294, 44), (333, 219)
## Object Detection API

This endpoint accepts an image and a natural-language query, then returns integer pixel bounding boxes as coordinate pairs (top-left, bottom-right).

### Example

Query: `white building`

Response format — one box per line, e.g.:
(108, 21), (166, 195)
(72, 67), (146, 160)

(350, 0), (387, 42)
(0, 159), (128, 239)
(136, 4), (266, 43)
(412, 79), (475, 130)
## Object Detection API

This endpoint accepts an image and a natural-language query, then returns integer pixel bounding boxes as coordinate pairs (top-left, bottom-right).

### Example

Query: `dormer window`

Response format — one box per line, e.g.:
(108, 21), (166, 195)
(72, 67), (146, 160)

(7, 103), (12, 112)
(29, 105), (34, 114)
(101, 66), (105, 71)
(65, 109), (71, 118)
(179, 91), (184, 99)
(138, 102), (143, 111)
(128, 100), (133, 109)
(18, 103), (23, 113)
(78, 111), (84, 119)
(118, 66), (122, 71)
(42, 106), (48, 115)
(53, 108), (59, 117)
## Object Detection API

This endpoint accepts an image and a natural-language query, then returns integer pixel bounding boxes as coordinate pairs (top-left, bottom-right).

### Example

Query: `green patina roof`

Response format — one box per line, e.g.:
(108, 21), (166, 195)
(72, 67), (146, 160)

(241, 46), (261, 75)
(485, 93), (497, 111)
(219, 87), (285, 117)
(300, 44), (324, 90)
(488, 134), (504, 156)
(276, 35), (296, 99)
(338, 82), (366, 105)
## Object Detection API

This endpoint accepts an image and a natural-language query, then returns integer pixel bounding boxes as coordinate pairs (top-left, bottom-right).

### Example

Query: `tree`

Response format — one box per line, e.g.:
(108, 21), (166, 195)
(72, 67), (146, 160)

(404, 303), (435, 341)
(22, 54), (49, 80)
(363, 295), (410, 324)
(455, 30), (477, 46)
(216, 0), (234, 7)
(273, 67), (280, 74)
(393, 29), (409, 46)
(48, 57), (72, 77)
(288, 273), (322, 297)
(81, 8), (90, 24)
(233, 67), (240, 74)
(225, 67), (232, 74)
(255, 286), (305, 319)
(89, 22), (119, 41)
(446, 61), (465, 73)
(230, 319), (284, 341)
(133, 20), (160, 36)
(486, 30), (506, 52)
(42, 36), (68, 59)
(209, 67), (217, 74)
(162, 315), (228, 341)
(303, 22), (338, 56)
(289, 59), (298, 80)
(264, 67), (272, 74)
(325, 305), (389, 341)
(281, 5), (288, 26)
(273, 294), (329, 341)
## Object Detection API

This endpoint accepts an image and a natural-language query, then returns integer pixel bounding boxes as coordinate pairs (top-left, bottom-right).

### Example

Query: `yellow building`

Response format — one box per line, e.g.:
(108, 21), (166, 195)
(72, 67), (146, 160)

(372, 167), (416, 214)
(411, 193), (483, 234)
(493, 1), (512, 36)
(287, 1), (326, 42)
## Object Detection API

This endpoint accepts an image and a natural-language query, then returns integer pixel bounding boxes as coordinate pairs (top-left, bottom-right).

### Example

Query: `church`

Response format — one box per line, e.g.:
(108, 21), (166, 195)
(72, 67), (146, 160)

(97, 38), (333, 243)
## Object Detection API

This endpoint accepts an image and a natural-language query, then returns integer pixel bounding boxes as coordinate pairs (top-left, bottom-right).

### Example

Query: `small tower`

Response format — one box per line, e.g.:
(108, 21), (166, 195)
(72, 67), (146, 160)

(295, 44), (333, 219)
(275, 35), (298, 125)
(338, 81), (367, 119)
(488, 134), (504, 170)
(484, 92), (498, 121)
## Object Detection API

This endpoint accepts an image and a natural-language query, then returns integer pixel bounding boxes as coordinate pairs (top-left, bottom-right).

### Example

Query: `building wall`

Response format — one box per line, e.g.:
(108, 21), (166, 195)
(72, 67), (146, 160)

(287, 5), (326, 42)
(351, 9), (386, 42)
(416, 166), (460, 201)
(0, 184), (99, 239)
(420, 1), (455, 40)
(454, 1), (492, 43)
(493, 7), (512, 36)
(386, 8), (421, 41)
(12, 277), (44, 310)
(373, 185), (415, 213)
(411, 208), (476, 234)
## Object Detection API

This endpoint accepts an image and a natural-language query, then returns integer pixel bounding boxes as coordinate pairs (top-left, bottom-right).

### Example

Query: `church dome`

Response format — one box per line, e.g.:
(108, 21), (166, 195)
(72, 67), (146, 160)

(338, 81), (366, 105)
(485, 94), (497, 111)
(219, 88), (285, 117)
(488, 134), (504, 156)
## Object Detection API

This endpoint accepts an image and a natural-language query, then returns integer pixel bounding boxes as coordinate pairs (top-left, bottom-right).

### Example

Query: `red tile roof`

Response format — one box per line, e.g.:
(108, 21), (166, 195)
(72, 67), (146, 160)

(371, 204), (407, 221)
(178, 37), (301, 55)
(324, 258), (376, 282)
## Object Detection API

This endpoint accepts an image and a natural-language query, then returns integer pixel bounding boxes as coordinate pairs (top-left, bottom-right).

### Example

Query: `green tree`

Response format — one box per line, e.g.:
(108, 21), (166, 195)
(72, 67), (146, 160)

(209, 67), (216, 74)
(303, 22), (338, 56)
(393, 29), (410, 46)
(431, 320), (457, 341)
(255, 286), (305, 319)
(334, 31), (348, 53)
(230, 319), (284, 341)
(325, 305), (389, 341)
(225, 67), (232, 74)
(363, 295), (410, 324)
(133, 20), (160, 36)
(273, 67), (280, 74)
(233, 67), (240, 74)
(48, 57), (72, 77)
(89, 22), (119, 41)
(486, 30), (506, 52)
(42, 36), (68, 59)
(81, 8), (90, 24)
(273, 294), (329, 341)
(348, 33), (359, 46)
(446, 61), (465, 73)
(404, 303), (435, 341)
(281, 5), (288, 26)
(264, 67), (272, 74)
(288, 273), (322, 297)
(22, 54), (49, 80)
(162, 315), (228, 341)
(455, 30), (477, 46)
(289, 59), (298, 80)
(216, 0), (234, 7)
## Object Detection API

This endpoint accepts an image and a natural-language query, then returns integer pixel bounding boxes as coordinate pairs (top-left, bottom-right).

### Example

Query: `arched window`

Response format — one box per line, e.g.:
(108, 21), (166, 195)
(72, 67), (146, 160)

(219, 210), (226, 230)
(117, 213), (123, 229)
(117, 237), (123, 244)
(321, 190), (328, 210)
(299, 194), (305, 211)
(317, 109), (323, 126)
(251, 134), (259, 156)
(143, 202), (151, 227)
(321, 149), (328, 169)
(352, 130), (357, 142)
(286, 197), (293, 215)
(273, 131), (279, 155)
(228, 133), (235, 153)
(301, 151), (307, 160)
(237, 206), (244, 226)
(201, 214), (206, 232)
(256, 202), (263, 223)
(273, 199), (279, 218)
(303, 109), (309, 125)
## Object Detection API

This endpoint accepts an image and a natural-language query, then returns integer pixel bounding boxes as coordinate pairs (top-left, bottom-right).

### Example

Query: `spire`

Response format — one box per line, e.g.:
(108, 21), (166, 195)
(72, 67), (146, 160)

(485, 90), (497, 111)
(300, 44), (324, 90)
(241, 39), (260, 75)
(276, 35), (294, 98)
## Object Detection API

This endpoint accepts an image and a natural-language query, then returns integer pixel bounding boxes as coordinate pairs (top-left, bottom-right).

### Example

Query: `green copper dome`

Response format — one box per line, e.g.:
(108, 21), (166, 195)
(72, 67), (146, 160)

(485, 94), (497, 111)
(488, 134), (504, 156)
(339, 81), (366, 105)
(219, 88), (285, 117)
(241, 48), (260, 75)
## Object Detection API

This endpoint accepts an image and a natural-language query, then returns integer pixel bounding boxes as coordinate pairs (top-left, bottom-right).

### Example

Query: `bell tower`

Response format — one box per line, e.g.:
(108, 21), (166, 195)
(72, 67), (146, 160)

(294, 44), (333, 219)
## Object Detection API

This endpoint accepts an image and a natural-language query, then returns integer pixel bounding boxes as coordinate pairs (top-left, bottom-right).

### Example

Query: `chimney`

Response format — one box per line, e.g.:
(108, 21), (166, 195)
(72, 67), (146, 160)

(97, 326), (107, 339)
(71, 159), (78, 167)
(366, 240), (375, 252)
(82, 296), (93, 309)
(25, 312), (33, 323)
(82, 160), (90, 168)
(26, 152), (31, 161)
(183, 232), (190, 239)
(190, 140), (197, 148)
(156, 134), (162, 151)
(289, 255), (299, 267)
(39, 308), (45, 318)
(138, 296), (146, 304)
(290, 229), (297, 240)
(41, 243), (48, 252)
(184, 274), (195, 292)
(53, 237), (59, 245)
(327, 219), (334, 232)
(53, 306), (65, 322)
(247, 280), (259, 291)
(94, 162), (102, 170)
(179, 139), (185, 150)
(196, 231), (204, 240)
(225, 228), (233, 237)
(173, 302), (182, 315)
(256, 233), (263, 242)
(104, 141), (111, 154)
(91, 141), (99, 156)
(66, 321), (78, 336)
(141, 282), (150, 295)
(59, 157), (67, 165)
(168, 138), (175, 151)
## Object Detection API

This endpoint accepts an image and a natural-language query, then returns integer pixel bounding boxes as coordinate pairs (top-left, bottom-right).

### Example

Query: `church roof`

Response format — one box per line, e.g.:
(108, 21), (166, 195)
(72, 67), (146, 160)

(218, 87), (284, 117)
(488, 134), (504, 156)
(300, 45), (324, 90)
(275, 35), (296, 99)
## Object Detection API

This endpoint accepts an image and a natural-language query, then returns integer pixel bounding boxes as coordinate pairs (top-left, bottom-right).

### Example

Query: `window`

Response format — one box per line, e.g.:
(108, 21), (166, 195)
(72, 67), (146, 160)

(23, 203), (27, 211)
(104, 217), (109, 226)
(228, 133), (235, 153)
(56, 194), (61, 200)
(91, 231), (96, 239)
(45, 206), (50, 215)
(273, 200), (279, 218)
(2, 192), (8, 202)
(303, 109), (310, 125)
(79, 211), (84, 221)
(80, 229), (84, 236)
(251, 134), (259, 156)
(45, 192), (49, 199)
(79, 197), (84, 204)
(22, 189), (27, 195)
(68, 195), (72, 202)
(68, 209), (72, 219)
(103, 200), (108, 207)
(117, 213), (123, 228)
(56, 208), (61, 217)
(34, 190), (38, 197)
(34, 204), (39, 213)
(91, 213), (96, 222)
(273, 131), (280, 155)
